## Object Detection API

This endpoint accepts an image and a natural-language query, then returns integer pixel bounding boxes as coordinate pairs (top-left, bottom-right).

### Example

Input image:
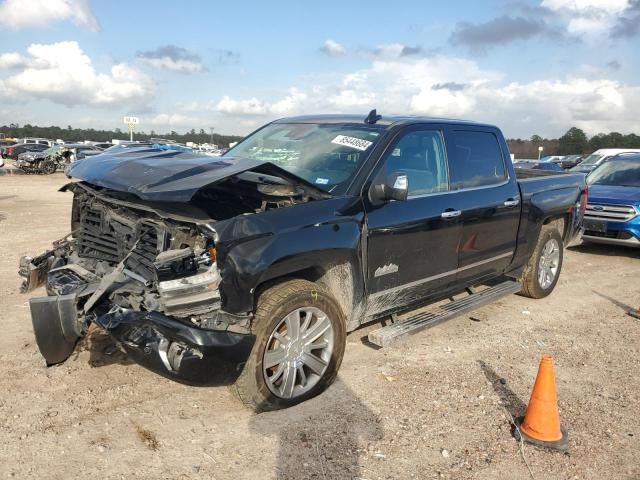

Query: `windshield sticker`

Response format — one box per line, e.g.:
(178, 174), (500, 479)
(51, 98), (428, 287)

(331, 135), (373, 151)
(315, 178), (329, 185)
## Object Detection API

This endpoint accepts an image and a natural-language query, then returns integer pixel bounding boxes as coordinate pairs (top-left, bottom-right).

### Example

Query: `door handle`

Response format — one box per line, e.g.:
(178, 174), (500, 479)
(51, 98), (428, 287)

(441, 209), (462, 219)
(503, 199), (520, 207)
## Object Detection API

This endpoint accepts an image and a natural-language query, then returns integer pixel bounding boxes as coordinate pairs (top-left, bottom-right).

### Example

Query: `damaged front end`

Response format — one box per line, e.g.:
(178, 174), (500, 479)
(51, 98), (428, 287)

(19, 184), (254, 383)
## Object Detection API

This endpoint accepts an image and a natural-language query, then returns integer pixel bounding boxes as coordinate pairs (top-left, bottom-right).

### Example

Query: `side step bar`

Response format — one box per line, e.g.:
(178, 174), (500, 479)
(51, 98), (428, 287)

(367, 280), (522, 347)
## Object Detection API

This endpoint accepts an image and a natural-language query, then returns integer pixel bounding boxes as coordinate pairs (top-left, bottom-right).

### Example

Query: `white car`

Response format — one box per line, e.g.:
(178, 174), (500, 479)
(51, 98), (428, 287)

(571, 148), (640, 173)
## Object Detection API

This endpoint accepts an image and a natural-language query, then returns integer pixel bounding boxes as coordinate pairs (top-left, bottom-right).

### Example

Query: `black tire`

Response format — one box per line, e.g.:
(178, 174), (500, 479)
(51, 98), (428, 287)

(234, 279), (346, 412)
(40, 160), (56, 175)
(519, 226), (564, 299)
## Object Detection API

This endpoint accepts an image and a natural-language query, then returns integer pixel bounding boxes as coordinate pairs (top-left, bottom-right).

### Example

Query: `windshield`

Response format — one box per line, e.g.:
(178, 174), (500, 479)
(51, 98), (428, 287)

(580, 153), (604, 166)
(588, 160), (640, 187)
(225, 122), (384, 192)
(44, 146), (61, 155)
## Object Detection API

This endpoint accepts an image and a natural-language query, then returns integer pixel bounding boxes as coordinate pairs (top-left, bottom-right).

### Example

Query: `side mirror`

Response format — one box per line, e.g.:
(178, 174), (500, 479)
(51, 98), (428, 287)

(370, 171), (409, 205)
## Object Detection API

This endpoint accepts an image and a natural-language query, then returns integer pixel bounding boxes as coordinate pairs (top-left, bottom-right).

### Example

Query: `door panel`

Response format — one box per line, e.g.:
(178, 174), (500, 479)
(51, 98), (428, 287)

(444, 128), (520, 285)
(364, 127), (462, 315)
(366, 196), (462, 304)
(450, 184), (520, 283)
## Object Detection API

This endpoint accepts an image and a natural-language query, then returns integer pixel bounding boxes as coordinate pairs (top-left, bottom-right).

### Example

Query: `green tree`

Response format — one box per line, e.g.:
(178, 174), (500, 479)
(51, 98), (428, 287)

(558, 127), (589, 154)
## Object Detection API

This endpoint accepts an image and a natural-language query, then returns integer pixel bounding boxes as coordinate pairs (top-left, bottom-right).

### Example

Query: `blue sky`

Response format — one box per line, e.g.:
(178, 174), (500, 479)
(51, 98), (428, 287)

(1, 0), (639, 138)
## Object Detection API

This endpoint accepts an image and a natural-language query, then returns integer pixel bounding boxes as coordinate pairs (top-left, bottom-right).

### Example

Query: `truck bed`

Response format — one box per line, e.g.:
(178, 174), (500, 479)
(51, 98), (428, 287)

(516, 168), (586, 198)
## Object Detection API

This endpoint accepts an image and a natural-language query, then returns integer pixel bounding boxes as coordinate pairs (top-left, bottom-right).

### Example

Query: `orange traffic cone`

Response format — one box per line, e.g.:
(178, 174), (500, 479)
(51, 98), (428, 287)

(628, 307), (640, 320)
(515, 355), (568, 450)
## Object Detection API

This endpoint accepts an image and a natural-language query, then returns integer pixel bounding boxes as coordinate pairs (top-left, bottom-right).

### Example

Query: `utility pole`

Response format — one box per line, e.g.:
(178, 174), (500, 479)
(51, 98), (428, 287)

(209, 127), (215, 145)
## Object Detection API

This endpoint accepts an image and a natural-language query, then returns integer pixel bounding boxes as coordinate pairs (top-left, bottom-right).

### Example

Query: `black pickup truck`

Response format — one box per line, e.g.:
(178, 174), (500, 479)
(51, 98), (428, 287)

(20, 112), (587, 411)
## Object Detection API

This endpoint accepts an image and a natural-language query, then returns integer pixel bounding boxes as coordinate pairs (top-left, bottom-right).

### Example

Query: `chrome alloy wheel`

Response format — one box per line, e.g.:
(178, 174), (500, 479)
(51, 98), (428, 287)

(262, 307), (335, 399)
(538, 238), (560, 289)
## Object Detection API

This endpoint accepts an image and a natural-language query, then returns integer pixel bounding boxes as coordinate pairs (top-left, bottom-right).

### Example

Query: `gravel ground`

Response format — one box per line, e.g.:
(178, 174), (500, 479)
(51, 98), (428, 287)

(0, 175), (638, 480)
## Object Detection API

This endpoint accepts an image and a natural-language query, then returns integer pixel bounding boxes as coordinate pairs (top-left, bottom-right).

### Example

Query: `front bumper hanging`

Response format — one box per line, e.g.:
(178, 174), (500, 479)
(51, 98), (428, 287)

(94, 309), (255, 385)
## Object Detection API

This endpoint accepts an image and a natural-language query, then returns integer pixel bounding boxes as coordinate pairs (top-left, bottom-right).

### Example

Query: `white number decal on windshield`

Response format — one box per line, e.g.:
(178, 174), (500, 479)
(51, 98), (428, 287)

(331, 135), (373, 151)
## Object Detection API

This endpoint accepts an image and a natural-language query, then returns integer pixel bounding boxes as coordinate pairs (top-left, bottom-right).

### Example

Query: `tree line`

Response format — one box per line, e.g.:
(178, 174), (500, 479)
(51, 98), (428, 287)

(0, 124), (243, 148)
(2, 123), (639, 159)
(508, 128), (640, 159)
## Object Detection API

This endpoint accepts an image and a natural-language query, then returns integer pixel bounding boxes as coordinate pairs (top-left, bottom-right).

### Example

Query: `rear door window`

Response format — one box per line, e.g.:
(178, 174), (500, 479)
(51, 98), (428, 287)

(447, 130), (506, 189)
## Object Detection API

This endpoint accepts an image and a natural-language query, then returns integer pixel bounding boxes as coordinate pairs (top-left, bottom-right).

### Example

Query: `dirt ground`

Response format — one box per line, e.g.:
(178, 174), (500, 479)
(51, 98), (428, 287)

(0, 174), (639, 480)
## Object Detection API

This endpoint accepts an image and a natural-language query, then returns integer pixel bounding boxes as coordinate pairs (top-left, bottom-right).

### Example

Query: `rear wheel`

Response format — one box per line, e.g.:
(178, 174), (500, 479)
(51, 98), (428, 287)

(520, 226), (564, 299)
(234, 279), (346, 412)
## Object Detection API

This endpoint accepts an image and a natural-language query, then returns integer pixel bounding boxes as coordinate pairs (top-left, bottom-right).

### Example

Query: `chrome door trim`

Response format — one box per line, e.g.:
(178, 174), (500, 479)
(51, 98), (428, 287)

(369, 251), (514, 299)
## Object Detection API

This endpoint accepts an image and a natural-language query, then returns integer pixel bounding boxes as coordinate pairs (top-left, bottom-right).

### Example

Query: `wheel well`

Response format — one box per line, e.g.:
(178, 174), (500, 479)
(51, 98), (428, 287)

(254, 264), (358, 327)
(543, 215), (567, 239)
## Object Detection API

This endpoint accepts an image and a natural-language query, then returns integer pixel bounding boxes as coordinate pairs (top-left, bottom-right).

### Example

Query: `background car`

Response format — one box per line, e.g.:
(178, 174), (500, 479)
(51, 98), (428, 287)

(556, 154), (584, 169)
(60, 143), (103, 161)
(18, 138), (52, 146)
(571, 148), (640, 173)
(540, 155), (564, 163)
(0, 142), (49, 159)
(514, 160), (565, 172)
(582, 154), (640, 247)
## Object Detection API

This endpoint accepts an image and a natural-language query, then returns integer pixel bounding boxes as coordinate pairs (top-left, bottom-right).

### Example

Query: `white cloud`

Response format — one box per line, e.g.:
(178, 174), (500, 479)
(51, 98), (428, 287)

(216, 96), (269, 115)
(269, 88), (308, 115)
(212, 54), (640, 137)
(0, 0), (98, 30)
(0, 52), (27, 69)
(541, 0), (631, 35)
(320, 39), (346, 57)
(373, 43), (406, 58)
(0, 41), (154, 106)
(140, 56), (206, 74)
(215, 88), (310, 117)
(542, 0), (629, 13)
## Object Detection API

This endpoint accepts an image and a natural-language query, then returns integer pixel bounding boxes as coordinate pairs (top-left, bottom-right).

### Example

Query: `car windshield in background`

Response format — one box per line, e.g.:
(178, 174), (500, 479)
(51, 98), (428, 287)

(225, 123), (383, 192)
(580, 153), (603, 166)
(44, 146), (62, 155)
(587, 160), (640, 187)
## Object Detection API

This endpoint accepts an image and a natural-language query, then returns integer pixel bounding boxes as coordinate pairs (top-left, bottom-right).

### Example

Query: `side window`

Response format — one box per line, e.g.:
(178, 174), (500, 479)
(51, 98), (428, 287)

(382, 130), (449, 197)
(447, 130), (506, 189)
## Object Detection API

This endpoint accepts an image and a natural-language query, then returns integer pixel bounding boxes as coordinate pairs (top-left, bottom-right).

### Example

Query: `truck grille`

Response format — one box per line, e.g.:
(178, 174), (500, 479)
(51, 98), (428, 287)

(584, 203), (637, 222)
(77, 204), (164, 282)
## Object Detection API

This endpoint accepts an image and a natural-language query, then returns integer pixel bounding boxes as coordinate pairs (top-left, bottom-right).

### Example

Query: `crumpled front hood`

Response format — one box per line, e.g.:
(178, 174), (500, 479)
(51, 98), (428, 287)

(65, 149), (330, 202)
(588, 184), (640, 205)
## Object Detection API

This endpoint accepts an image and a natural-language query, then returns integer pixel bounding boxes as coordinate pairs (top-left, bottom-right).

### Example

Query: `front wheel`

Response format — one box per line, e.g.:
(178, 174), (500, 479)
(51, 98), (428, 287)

(519, 226), (564, 299)
(40, 160), (57, 175)
(234, 279), (346, 412)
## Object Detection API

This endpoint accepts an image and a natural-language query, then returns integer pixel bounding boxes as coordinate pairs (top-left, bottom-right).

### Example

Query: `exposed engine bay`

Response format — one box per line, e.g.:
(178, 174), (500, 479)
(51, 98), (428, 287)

(18, 167), (321, 375)
(22, 185), (222, 327)
(22, 175), (314, 314)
